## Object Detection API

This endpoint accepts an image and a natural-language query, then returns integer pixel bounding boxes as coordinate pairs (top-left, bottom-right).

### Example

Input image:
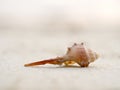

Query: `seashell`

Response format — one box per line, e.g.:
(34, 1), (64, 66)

(24, 43), (99, 67)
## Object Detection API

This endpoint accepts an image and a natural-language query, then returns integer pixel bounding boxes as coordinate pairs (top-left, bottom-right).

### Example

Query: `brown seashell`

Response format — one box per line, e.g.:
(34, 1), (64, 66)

(24, 43), (99, 67)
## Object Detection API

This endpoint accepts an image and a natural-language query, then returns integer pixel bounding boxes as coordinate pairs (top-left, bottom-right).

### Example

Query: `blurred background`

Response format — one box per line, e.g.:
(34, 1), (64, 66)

(0, 0), (120, 31)
(0, 0), (120, 58)
(0, 0), (120, 90)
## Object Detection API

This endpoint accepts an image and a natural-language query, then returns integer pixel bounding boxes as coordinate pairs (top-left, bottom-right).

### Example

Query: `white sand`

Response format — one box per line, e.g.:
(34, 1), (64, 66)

(0, 29), (120, 90)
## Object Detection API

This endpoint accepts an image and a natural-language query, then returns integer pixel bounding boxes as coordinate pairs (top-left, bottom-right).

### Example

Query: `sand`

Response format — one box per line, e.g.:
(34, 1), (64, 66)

(0, 29), (120, 90)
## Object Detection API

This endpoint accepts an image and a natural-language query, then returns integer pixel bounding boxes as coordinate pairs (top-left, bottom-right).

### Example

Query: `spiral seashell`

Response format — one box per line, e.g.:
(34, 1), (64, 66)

(24, 42), (99, 67)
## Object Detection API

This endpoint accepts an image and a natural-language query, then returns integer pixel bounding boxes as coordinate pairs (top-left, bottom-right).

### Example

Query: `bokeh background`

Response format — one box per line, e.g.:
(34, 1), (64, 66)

(0, 0), (120, 90)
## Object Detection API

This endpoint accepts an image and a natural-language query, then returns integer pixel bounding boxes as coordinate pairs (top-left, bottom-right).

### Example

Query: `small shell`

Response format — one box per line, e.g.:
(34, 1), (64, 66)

(24, 43), (99, 67)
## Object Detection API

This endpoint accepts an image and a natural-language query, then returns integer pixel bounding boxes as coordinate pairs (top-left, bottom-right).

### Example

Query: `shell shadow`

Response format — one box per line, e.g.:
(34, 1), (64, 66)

(25, 65), (96, 69)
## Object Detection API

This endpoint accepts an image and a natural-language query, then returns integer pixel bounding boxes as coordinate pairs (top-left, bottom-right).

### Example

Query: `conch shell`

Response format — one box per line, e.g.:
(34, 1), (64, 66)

(24, 43), (99, 67)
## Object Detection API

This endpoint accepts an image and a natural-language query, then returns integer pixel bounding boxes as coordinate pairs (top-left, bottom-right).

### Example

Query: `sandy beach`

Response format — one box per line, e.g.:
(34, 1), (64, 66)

(0, 29), (120, 90)
(0, 0), (120, 90)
